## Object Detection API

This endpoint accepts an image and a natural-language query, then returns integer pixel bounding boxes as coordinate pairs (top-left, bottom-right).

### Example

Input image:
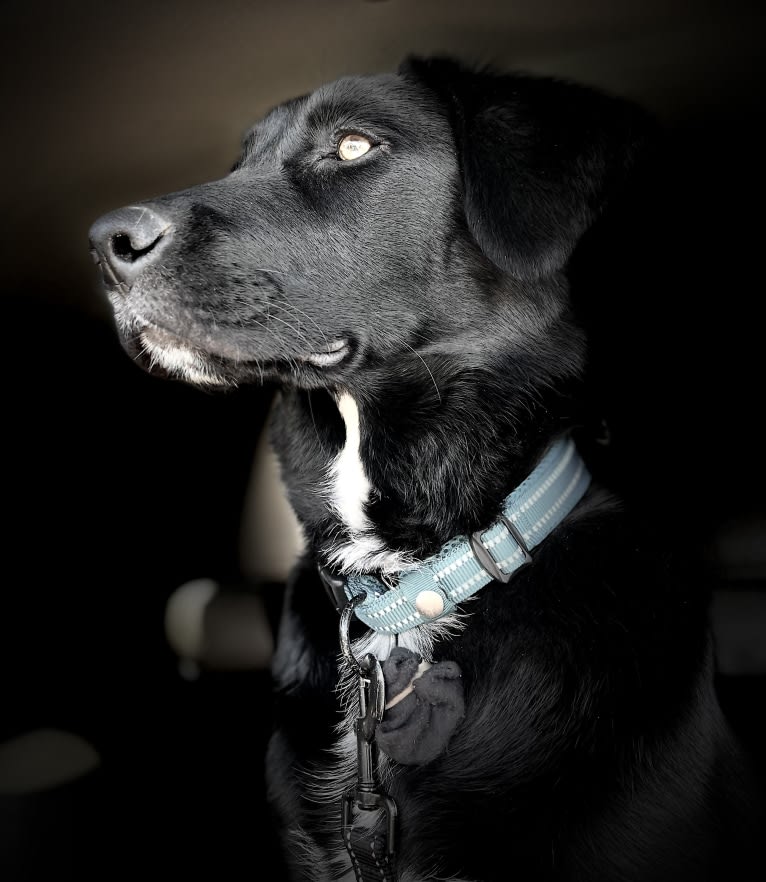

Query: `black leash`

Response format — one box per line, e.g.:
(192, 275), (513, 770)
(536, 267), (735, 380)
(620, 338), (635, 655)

(337, 590), (399, 881)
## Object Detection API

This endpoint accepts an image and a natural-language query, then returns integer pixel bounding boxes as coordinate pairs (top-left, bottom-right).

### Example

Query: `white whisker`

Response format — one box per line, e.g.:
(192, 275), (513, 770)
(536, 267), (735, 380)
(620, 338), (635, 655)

(402, 340), (442, 404)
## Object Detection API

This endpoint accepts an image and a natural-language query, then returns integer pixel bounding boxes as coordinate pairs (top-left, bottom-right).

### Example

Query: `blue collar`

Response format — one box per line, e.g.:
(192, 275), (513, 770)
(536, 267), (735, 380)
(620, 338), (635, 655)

(335, 435), (591, 634)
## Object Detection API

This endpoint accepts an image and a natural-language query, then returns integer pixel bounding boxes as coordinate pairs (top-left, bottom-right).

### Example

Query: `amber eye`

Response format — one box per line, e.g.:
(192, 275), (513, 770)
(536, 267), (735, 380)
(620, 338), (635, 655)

(338, 134), (372, 161)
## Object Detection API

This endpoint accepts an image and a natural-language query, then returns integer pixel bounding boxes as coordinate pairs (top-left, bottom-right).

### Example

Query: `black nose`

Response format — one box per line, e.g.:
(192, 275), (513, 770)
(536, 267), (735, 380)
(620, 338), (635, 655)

(89, 205), (172, 288)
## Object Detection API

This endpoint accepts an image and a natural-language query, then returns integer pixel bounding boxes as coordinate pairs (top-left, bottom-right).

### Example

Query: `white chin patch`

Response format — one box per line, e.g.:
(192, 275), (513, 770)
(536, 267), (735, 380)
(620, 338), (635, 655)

(139, 331), (227, 386)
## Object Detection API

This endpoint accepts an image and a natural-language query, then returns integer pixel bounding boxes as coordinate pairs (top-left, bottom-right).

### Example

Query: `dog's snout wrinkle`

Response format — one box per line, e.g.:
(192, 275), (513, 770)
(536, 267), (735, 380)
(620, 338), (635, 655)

(88, 205), (172, 289)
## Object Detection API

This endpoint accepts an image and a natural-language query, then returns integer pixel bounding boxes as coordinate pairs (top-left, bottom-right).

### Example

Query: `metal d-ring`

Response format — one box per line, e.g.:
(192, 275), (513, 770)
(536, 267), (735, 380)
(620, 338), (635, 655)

(339, 592), (368, 676)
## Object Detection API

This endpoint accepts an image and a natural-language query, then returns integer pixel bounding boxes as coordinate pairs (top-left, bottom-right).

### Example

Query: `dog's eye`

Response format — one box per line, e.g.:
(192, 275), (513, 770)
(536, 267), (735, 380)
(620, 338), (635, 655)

(337, 134), (372, 161)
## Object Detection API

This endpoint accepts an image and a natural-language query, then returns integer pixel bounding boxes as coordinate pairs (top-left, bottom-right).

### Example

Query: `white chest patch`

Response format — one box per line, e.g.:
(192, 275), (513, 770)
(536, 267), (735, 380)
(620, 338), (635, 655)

(325, 393), (412, 575)
(329, 393), (373, 533)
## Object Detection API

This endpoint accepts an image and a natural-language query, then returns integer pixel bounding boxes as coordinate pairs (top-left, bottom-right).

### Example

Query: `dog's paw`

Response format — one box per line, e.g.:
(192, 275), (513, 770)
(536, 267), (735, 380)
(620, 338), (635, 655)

(377, 648), (464, 765)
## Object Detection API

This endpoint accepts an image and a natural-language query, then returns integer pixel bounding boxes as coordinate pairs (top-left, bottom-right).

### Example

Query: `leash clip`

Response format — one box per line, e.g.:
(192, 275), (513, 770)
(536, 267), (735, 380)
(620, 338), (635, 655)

(342, 652), (398, 865)
(339, 592), (368, 677)
(319, 563), (350, 614)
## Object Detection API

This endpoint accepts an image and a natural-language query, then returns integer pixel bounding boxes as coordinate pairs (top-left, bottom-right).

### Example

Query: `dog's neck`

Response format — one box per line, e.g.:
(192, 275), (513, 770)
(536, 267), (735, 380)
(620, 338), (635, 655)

(272, 328), (588, 575)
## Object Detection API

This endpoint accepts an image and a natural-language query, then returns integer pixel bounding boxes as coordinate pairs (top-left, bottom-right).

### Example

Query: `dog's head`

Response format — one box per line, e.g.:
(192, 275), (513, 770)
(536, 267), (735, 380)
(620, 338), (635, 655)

(90, 57), (651, 393)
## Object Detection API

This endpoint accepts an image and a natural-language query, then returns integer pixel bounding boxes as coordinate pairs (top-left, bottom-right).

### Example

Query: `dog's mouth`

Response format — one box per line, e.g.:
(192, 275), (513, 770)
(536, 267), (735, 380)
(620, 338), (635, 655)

(297, 337), (350, 368)
(135, 323), (353, 387)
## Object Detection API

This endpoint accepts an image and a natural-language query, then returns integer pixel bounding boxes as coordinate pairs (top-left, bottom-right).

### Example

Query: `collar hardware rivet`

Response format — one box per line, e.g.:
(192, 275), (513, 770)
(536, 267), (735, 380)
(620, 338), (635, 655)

(415, 590), (445, 618)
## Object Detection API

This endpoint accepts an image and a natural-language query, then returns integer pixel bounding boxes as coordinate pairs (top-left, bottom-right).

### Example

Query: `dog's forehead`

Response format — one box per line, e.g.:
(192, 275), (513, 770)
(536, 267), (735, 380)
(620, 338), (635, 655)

(305, 73), (425, 126)
(252, 72), (435, 143)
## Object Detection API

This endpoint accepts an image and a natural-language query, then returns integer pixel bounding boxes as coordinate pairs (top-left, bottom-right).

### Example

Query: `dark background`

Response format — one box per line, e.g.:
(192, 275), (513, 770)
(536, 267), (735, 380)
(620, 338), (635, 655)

(1, 1), (765, 879)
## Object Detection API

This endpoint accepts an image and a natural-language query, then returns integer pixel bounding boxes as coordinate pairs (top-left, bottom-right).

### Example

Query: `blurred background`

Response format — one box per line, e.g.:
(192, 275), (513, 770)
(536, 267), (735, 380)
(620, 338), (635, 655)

(1, 1), (765, 879)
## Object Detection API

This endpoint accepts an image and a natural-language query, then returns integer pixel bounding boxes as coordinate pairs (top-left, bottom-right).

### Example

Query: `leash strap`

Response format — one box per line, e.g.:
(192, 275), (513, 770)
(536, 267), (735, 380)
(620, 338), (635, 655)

(344, 435), (591, 633)
(342, 823), (398, 882)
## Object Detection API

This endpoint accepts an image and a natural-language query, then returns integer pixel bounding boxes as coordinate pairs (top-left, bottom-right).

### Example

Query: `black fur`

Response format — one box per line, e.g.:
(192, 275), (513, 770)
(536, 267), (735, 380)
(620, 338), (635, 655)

(90, 57), (763, 881)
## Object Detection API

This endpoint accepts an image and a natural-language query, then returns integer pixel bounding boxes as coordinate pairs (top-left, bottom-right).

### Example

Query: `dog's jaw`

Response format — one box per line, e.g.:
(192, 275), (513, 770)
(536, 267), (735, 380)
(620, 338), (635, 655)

(110, 291), (358, 389)
(138, 325), (230, 386)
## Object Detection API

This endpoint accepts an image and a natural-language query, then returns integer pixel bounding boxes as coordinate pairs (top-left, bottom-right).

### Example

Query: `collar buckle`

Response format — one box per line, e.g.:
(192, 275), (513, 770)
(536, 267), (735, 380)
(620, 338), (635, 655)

(468, 514), (533, 584)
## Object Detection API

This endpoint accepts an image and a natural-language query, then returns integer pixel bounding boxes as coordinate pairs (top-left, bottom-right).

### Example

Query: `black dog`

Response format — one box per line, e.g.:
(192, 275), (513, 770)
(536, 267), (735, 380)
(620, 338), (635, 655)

(90, 57), (763, 881)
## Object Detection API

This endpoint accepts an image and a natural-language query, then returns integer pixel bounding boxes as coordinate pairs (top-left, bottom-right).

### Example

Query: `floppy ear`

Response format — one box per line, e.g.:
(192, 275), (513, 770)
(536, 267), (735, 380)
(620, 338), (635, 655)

(400, 56), (655, 280)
